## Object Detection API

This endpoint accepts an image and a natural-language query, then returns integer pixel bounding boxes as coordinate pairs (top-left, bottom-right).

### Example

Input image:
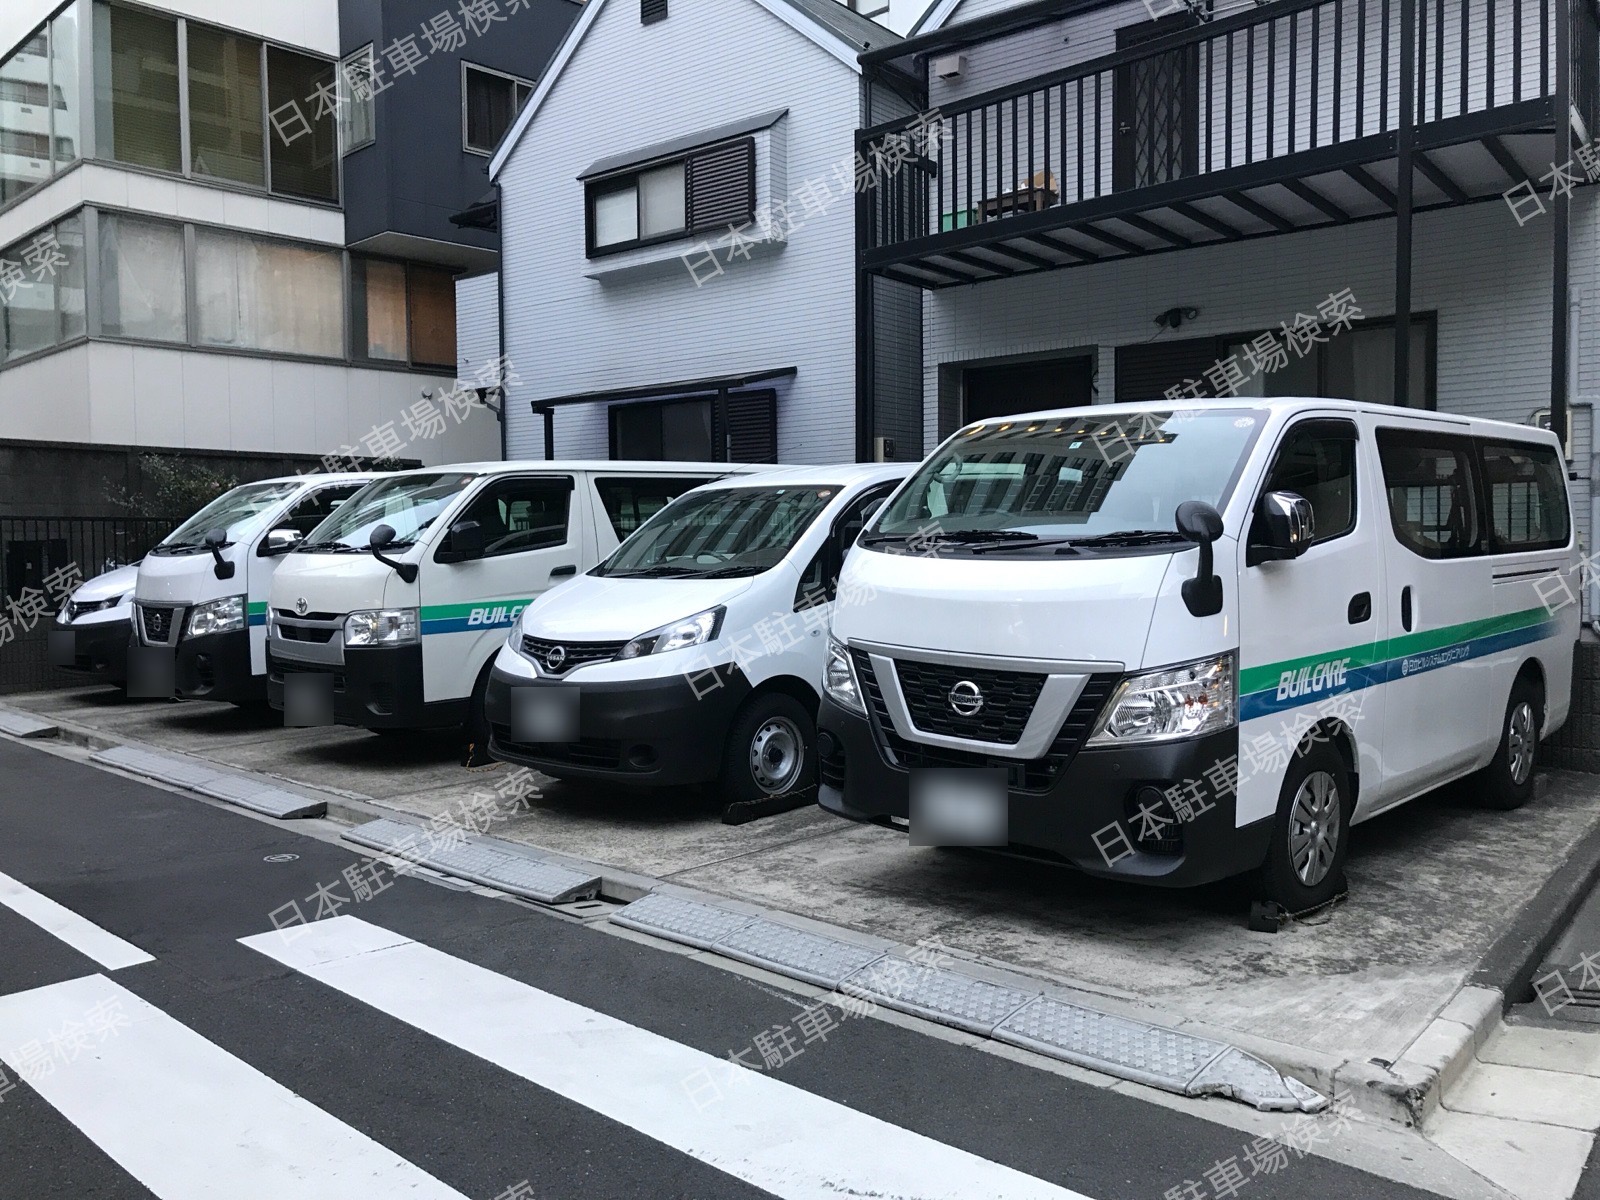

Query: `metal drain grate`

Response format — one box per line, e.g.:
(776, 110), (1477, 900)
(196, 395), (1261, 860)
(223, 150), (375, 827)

(611, 892), (758, 949)
(713, 919), (885, 989)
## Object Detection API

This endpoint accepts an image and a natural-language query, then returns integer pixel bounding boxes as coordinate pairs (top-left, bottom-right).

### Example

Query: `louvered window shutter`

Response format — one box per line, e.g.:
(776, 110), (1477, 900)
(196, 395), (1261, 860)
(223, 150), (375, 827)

(724, 392), (778, 464)
(641, 0), (667, 25)
(687, 139), (756, 232)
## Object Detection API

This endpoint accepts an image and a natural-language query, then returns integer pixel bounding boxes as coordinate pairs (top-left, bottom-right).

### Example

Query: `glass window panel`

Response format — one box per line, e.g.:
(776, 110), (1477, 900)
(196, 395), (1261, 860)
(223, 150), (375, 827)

(1324, 319), (1431, 406)
(51, 5), (82, 170)
(1, 227), (57, 361)
(98, 212), (186, 342)
(660, 398), (713, 460)
(638, 162), (686, 238)
(1376, 429), (1481, 559)
(54, 212), (85, 342)
(196, 228), (343, 357)
(408, 265), (456, 368)
(266, 46), (337, 201)
(352, 257), (407, 361)
(1482, 441), (1570, 552)
(593, 183), (637, 247)
(0, 23), (54, 204)
(337, 46), (374, 153)
(464, 66), (516, 153)
(187, 24), (264, 186)
(94, 2), (181, 173)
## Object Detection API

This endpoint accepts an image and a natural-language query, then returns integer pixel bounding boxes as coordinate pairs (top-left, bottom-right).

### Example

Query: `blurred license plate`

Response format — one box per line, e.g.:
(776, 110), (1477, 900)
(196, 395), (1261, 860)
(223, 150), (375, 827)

(511, 687), (579, 743)
(283, 672), (334, 727)
(909, 768), (1007, 847)
(47, 629), (75, 667)
(126, 646), (175, 699)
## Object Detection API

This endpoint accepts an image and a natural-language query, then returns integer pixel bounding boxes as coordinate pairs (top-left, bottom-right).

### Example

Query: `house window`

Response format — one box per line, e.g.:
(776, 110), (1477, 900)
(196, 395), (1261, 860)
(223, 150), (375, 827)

(266, 46), (338, 202)
(608, 391), (777, 462)
(196, 227), (344, 358)
(1225, 316), (1435, 407)
(99, 212), (185, 343)
(0, 211), (86, 363)
(338, 44), (376, 153)
(187, 24), (265, 186)
(462, 63), (532, 156)
(350, 256), (459, 370)
(586, 139), (754, 256)
(93, 3), (182, 174)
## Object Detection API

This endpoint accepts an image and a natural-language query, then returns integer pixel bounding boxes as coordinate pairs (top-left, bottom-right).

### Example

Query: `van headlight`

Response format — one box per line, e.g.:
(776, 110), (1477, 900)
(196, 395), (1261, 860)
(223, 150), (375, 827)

(1086, 652), (1236, 745)
(185, 595), (247, 638)
(823, 637), (865, 716)
(344, 608), (420, 647)
(618, 607), (723, 659)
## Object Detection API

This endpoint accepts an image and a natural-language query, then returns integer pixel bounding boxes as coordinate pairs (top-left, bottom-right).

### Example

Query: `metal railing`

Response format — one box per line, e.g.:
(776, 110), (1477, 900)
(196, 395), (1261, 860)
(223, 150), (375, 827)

(862, 0), (1592, 252)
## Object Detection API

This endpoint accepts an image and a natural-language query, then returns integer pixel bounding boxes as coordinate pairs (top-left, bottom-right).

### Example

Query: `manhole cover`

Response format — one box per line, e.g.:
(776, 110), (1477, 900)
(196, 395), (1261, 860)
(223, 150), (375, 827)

(263, 853), (299, 863)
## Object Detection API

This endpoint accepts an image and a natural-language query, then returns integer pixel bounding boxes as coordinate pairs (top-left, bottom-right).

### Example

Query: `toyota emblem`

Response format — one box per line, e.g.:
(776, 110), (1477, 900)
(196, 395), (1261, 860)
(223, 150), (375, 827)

(544, 644), (567, 672)
(294, 597), (309, 615)
(948, 680), (984, 717)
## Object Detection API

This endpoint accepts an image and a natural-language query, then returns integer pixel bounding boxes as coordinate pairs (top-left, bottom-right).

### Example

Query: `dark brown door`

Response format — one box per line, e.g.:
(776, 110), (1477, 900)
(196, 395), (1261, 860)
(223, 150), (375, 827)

(1113, 16), (1200, 192)
(963, 357), (1094, 422)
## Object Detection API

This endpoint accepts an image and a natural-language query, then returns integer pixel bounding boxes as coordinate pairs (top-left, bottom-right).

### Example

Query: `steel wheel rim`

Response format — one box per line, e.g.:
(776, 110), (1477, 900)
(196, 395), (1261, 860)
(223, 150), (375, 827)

(1508, 701), (1536, 786)
(750, 716), (804, 794)
(1287, 770), (1341, 888)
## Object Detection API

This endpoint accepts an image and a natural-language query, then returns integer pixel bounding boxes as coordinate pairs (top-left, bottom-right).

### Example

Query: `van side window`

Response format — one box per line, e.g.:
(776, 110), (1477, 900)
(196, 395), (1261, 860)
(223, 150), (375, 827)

(1481, 441), (1569, 553)
(794, 483), (898, 611)
(1255, 421), (1357, 545)
(281, 484), (364, 536)
(1376, 430), (1482, 559)
(458, 478), (572, 558)
(595, 477), (713, 540)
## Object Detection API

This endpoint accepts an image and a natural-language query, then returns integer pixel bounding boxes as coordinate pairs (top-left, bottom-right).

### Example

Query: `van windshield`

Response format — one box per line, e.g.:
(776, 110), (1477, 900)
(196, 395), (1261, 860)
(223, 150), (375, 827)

(150, 481), (300, 553)
(298, 473), (480, 551)
(595, 485), (836, 579)
(868, 409), (1263, 555)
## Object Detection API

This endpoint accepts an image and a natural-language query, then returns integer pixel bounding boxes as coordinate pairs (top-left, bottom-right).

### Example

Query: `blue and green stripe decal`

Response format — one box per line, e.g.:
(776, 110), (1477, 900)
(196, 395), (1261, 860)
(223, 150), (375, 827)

(247, 601), (268, 628)
(419, 600), (533, 636)
(1239, 607), (1559, 722)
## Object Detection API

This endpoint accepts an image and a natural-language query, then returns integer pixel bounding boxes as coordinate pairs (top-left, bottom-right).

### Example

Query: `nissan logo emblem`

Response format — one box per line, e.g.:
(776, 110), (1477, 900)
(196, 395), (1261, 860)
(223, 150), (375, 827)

(948, 680), (984, 717)
(294, 597), (309, 615)
(544, 644), (567, 672)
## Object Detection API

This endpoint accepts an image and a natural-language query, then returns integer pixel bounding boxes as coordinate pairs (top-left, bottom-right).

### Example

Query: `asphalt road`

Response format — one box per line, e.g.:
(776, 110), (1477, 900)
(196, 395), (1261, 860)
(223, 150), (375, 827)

(0, 736), (1448, 1200)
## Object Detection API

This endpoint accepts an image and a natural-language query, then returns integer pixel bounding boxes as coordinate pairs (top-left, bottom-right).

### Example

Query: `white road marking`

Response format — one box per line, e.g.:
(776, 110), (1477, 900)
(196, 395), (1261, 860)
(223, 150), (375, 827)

(0, 974), (469, 1200)
(243, 915), (1092, 1200)
(0, 869), (154, 970)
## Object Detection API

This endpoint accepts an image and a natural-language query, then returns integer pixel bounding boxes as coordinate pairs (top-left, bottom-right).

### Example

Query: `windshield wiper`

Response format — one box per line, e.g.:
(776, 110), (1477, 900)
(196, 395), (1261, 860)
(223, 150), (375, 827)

(1053, 529), (1187, 551)
(697, 564), (762, 577)
(612, 565), (704, 578)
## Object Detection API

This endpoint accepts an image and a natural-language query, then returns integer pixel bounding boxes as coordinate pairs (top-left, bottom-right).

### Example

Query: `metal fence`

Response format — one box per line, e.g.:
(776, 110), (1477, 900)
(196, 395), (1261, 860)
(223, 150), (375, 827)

(0, 516), (175, 695)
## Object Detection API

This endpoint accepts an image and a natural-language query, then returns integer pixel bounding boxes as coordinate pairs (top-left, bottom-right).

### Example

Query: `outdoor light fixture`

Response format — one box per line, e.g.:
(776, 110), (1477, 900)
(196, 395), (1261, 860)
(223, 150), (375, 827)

(1154, 306), (1200, 331)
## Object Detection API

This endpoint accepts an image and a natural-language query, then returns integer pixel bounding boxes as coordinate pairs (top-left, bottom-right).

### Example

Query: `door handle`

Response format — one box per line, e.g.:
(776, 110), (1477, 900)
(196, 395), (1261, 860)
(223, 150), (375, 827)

(1347, 592), (1371, 624)
(550, 564), (577, 577)
(1400, 586), (1413, 632)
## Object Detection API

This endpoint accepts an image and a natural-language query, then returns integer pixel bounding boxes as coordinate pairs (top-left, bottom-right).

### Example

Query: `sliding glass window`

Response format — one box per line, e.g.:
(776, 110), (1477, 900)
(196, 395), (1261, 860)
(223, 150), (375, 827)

(99, 212), (185, 342)
(0, 3), (84, 208)
(351, 257), (458, 370)
(0, 211), (86, 363)
(195, 227), (343, 358)
(266, 46), (337, 202)
(187, 24), (263, 186)
(93, 2), (180, 173)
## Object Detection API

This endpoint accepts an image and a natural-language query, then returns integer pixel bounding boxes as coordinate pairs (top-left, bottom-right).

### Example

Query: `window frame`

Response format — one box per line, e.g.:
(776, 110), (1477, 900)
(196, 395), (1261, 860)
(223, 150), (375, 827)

(460, 60), (534, 157)
(434, 474), (575, 563)
(1250, 417), (1360, 554)
(348, 251), (461, 372)
(1375, 426), (1486, 561)
(1477, 438), (1573, 555)
(1211, 312), (1440, 409)
(0, 1), (83, 215)
(338, 43), (376, 155)
(584, 137), (755, 258)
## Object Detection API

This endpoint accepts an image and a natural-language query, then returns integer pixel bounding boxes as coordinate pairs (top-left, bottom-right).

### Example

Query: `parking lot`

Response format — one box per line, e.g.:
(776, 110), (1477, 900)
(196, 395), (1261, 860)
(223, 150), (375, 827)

(12, 682), (1600, 1089)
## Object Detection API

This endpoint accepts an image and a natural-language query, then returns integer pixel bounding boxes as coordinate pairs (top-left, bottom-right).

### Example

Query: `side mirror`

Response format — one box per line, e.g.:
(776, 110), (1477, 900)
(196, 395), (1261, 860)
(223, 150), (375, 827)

(368, 523), (419, 584)
(1175, 500), (1224, 619)
(258, 528), (302, 557)
(1248, 491), (1316, 566)
(437, 519), (485, 564)
(204, 526), (236, 580)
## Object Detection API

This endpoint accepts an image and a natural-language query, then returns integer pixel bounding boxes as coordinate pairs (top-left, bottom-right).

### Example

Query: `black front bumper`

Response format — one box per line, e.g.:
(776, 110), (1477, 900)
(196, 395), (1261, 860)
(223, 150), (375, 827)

(268, 643), (466, 729)
(51, 619), (132, 684)
(485, 663), (750, 785)
(816, 696), (1269, 888)
(164, 628), (259, 703)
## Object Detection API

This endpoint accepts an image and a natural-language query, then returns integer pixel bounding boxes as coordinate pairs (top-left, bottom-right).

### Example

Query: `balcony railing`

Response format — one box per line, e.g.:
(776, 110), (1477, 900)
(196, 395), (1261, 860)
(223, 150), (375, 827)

(861, 0), (1597, 261)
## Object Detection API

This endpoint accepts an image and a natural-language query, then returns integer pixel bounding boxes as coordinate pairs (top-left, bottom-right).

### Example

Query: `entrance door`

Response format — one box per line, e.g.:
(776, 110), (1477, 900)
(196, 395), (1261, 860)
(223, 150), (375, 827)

(1113, 16), (1200, 192)
(963, 357), (1094, 423)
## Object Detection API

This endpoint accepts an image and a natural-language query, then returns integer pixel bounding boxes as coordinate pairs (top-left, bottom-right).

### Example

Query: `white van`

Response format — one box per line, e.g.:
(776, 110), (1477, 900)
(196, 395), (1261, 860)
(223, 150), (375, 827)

(131, 474), (376, 702)
(484, 464), (910, 806)
(818, 399), (1579, 910)
(265, 461), (764, 753)
(50, 562), (141, 688)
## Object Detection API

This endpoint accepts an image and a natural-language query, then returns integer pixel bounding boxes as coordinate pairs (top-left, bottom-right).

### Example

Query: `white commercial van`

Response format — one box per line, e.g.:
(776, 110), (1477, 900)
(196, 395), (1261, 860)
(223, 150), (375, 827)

(818, 399), (1578, 910)
(50, 562), (141, 688)
(265, 461), (763, 754)
(131, 474), (376, 702)
(484, 464), (909, 806)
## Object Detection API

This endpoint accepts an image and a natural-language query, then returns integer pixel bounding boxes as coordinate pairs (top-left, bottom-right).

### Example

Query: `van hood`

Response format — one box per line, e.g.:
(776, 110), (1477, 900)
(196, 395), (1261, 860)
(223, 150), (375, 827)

(135, 548), (244, 606)
(520, 574), (756, 642)
(833, 547), (1181, 670)
(269, 551), (411, 616)
(73, 563), (139, 604)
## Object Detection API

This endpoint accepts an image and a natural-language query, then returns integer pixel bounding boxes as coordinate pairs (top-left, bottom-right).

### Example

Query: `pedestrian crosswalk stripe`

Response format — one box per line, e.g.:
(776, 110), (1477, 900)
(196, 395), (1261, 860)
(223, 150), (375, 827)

(0, 974), (470, 1200)
(243, 915), (1092, 1200)
(0, 869), (153, 971)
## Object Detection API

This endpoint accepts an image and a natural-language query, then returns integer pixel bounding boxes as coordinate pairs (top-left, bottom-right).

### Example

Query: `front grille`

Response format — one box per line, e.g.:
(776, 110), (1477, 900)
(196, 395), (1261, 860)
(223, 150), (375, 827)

(492, 725), (623, 768)
(275, 624), (336, 643)
(853, 650), (1118, 792)
(274, 608), (339, 621)
(893, 659), (1046, 743)
(140, 605), (175, 643)
(819, 740), (846, 790)
(521, 636), (626, 676)
(270, 661), (346, 692)
(68, 598), (116, 620)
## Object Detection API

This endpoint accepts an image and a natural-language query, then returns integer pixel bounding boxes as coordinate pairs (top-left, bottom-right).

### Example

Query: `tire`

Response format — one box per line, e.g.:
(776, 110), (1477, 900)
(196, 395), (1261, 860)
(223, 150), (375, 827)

(1481, 676), (1542, 811)
(1258, 742), (1353, 912)
(460, 662), (495, 768)
(718, 692), (817, 808)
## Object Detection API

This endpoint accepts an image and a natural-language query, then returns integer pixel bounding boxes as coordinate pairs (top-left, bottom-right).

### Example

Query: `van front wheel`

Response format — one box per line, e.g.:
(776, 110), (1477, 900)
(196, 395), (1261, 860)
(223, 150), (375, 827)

(1481, 678), (1542, 811)
(719, 693), (816, 808)
(1258, 743), (1352, 912)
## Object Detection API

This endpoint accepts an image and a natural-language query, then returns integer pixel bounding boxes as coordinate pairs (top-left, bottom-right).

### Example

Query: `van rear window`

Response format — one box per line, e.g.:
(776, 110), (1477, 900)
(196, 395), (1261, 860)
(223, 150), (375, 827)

(1481, 441), (1569, 552)
(1375, 430), (1481, 560)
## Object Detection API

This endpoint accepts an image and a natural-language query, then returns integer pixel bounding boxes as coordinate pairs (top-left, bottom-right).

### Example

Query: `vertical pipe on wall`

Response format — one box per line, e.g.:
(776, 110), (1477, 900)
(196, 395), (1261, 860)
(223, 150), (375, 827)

(1554, 0), (1572, 442)
(1394, 0), (1415, 407)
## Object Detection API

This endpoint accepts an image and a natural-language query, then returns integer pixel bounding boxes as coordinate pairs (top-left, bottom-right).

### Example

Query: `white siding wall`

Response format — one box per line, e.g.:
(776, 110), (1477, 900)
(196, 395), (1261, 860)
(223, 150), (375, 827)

(455, 272), (501, 387)
(497, 0), (861, 464)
